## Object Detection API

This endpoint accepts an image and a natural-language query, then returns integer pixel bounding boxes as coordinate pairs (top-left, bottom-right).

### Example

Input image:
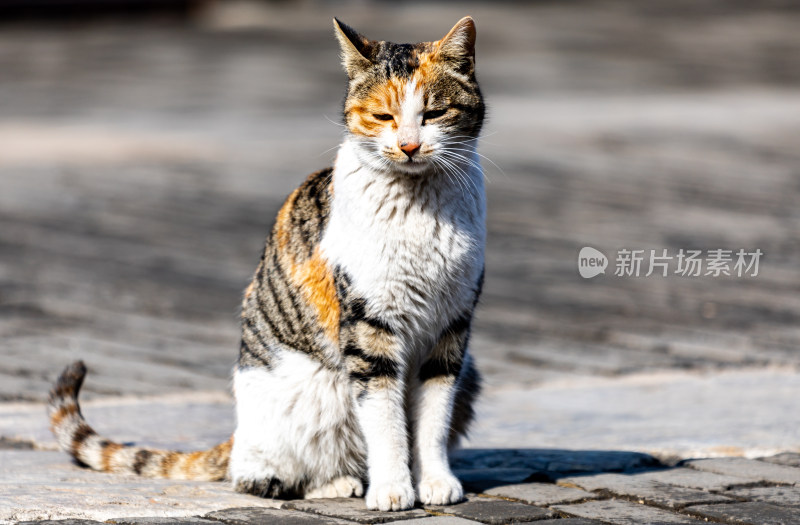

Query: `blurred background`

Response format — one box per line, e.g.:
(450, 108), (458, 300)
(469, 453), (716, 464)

(1, 0), (799, 407)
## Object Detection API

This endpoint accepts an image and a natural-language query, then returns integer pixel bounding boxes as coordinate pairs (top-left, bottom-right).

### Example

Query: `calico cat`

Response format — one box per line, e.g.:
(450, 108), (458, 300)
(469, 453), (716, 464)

(48, 16), (485, 512)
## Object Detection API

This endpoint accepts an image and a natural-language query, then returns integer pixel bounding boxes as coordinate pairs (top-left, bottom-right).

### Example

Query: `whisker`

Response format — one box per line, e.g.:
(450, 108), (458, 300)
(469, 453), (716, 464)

(323, 114), (346, 128)
(435, 156), (468, 196)
(443, 147), (505, 178)
(436, 155), (479, 209)
(317, 144), (341, 158)
(439, 149), (484, 174)
(444, 157), (482, 198)
(438, 151), (487, 190)
(432, 159), (458, 194)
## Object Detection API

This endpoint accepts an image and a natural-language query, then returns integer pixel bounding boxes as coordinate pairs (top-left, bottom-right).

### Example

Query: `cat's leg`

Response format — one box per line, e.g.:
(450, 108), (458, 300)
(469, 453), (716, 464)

(447, 354), (481, 448)
(412, 315), (473, 505)
(232, 350), (366, 500)
(230, 364), (299, 498)
(343, 320), (415, 511)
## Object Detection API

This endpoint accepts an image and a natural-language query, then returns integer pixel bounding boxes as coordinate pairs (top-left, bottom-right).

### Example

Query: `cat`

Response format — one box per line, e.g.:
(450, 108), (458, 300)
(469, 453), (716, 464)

(48, 15), (485, 512)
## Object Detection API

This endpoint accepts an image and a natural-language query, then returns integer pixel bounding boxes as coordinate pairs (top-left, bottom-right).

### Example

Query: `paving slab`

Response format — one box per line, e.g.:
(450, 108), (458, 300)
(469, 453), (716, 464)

(552, 500), (704, 524)
(0, 451), (279, 522)
(1, 0), (800, 436)
(628, 467), (752, 492)
(107, 518), (220, 525)
(687, 502), (800, 525)
(2, 2), (800, 524)
(470, 370), (800, 458)
(684, 458), (800, 486)
(426, 496), (553, 524)
(0, 394), (234, 452)
(206, 507), (357, 524)
(761, 452), (800, 468)
(727, 486), (800, 508)
(16, 521), (104, 525)
(536, 518), (603, 525)
(399, 518), (481, 525)
(284, 498), (428, 524)
(10, 371), (800, 464)
(483, 482), (597, 506)
(557, 472), (733, 509)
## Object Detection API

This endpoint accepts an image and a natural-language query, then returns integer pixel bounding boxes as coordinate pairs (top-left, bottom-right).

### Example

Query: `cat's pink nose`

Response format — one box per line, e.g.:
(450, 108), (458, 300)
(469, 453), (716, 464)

(400, 142), (421, 159)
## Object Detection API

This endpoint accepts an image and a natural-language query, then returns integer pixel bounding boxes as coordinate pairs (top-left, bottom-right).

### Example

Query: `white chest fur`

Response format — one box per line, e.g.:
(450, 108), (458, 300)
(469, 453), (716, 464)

(320, 140), (486, 344)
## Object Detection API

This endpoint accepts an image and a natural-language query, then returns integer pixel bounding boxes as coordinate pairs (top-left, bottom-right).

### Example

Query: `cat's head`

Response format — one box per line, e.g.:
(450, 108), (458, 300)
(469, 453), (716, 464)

(334, 17), (485, 176)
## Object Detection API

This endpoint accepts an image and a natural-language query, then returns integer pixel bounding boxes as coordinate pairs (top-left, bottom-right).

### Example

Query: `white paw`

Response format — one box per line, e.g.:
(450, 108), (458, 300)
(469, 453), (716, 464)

(305, 475), (364, 499)
(366, 480), (415, 511)
(417, 473), (464, 505)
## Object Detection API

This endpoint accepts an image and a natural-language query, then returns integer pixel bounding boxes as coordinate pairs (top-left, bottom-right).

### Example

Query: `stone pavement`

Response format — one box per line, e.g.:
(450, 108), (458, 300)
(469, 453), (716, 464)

(1, 372), (799, 522)
(2, 0), (800, 524)
(2, 367), (799, 461)
(5, 447), (800, 524)
(2, 0), (800, 401)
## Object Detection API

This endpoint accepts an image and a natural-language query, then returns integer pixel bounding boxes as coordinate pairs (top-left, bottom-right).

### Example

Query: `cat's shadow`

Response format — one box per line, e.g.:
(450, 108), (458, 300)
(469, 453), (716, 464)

(451, 447), (665, 492)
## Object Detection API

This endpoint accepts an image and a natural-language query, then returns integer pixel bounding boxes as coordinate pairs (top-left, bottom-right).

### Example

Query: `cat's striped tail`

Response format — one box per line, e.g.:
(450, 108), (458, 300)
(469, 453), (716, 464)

(48, 361), (232, 481)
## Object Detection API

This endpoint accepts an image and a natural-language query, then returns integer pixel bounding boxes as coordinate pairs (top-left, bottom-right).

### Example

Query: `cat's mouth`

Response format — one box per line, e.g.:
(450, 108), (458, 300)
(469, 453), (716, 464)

(392, 155), (432, 174)
(379, 147), (435, 174)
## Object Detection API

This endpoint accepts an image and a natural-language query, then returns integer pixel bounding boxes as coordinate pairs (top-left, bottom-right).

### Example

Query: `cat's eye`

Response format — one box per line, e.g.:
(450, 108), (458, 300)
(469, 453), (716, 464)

(423, 108), (448, 122)
(373, 113), (394, 121)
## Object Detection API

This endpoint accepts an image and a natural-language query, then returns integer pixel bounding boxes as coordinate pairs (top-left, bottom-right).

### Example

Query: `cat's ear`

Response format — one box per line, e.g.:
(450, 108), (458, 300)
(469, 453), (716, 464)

(435, 16), (476, 61)
(333, 18), (375, 79)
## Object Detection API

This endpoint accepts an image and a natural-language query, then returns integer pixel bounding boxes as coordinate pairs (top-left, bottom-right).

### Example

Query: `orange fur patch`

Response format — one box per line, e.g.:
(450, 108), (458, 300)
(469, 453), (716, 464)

(176, 437), (233, 480)
(160, 451), (179, 477)
(182, 450), (206, 475)
(101, 442), (124, 472)
(414, 51), (438, 84)
(290, 247), (340, 343)
(242, 279), (256, 309)
(216, 436), (234, 455)
(347, 77), (408, 137)
(274, 188), (299, 252)
(49, 403), (77, 430)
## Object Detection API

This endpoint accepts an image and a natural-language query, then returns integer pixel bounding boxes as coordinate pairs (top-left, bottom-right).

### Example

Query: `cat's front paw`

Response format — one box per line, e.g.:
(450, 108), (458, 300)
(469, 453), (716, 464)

(366, 480), (415, 511)
(417, 473), (464, 505)
(305, 475), (364, 499)
(234, 476), (288, 498)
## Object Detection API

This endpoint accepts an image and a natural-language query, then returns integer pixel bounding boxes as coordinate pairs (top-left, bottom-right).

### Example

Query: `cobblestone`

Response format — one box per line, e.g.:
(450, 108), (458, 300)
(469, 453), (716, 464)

(0, 451), (281, 522)
(399, 518), (481, 525)
(727, 485), (800, 507)
(2, 1), (800, 525)
(206, 507), (356, 524)
(762, 452), (800, 468)
(6, 454), (800, 524)
(284, 498), (427, 524)
(426, 497), (552, 524)
(552, 500), (704, 524)
(536, 518), (603, 525)
(684, 458), (800, 486)
(686, 502), (800, 525)
(557, 471), (734, 509)
(484, 483), (596, 506)
(17, 521), (103, 525)
(629, 467), (751, 492)
(108, 519), (219, 525)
